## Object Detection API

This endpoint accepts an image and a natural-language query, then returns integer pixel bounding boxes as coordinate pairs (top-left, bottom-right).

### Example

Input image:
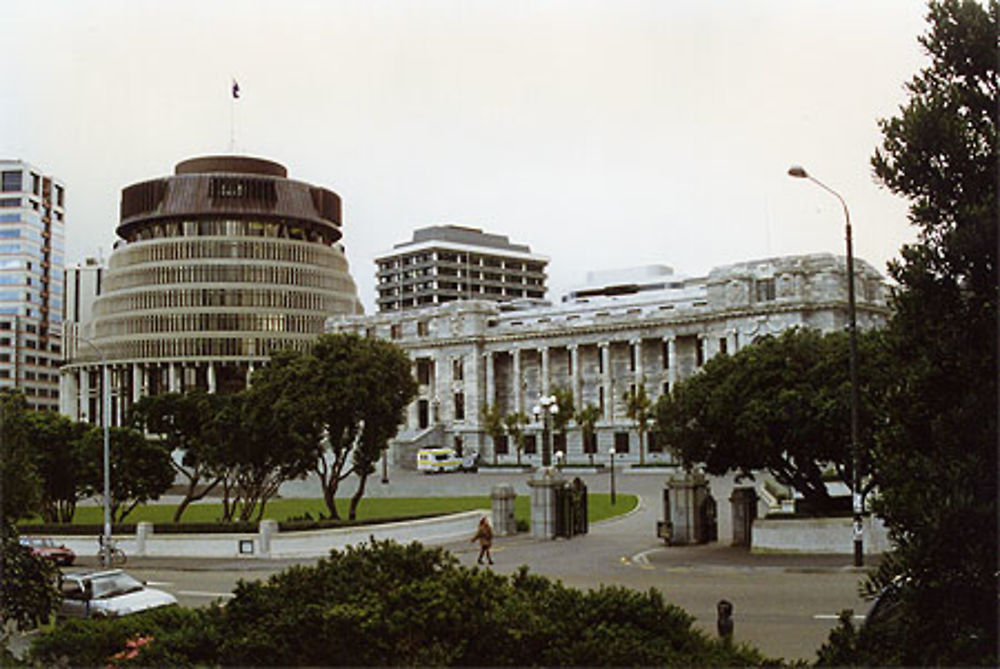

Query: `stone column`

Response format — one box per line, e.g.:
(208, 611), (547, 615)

(113, 367), (124, 426)
(207, 362), (217, 394)
(569, 345), (581, 411)
(512, 348), (522, 414)
(667, 337), (677, 389)
(246, 362), (255, 388)
(168, 363), (180, 393)
(600, 343), (612, 422)
(527, 469), (566, 540)
(540, 346), (550, 395)
(485, 352), (495, 406)
(633, 338), (643, 386)
(132, 364), (143, 404)
(79, 369), (91, 423)
(60, 370), (79, 420)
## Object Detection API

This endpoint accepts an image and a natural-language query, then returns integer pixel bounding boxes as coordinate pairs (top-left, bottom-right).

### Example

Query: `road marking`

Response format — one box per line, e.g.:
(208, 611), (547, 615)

(176, 590), (234, 599)
(813, 614), (865, 620)
(145, 581), (171, 586)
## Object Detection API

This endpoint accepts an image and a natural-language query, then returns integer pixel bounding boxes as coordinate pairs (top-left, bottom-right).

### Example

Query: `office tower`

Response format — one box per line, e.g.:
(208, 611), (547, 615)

(0, 160), (66, 410)
(375, 225), (548, 312)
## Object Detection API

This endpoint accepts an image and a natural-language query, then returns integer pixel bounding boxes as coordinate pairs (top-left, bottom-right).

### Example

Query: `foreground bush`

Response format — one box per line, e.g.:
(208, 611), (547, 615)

(30, 540), (770, 666)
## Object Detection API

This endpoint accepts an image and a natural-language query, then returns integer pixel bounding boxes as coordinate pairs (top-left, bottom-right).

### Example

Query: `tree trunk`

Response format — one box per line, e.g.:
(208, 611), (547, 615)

(349, 472), (369, 520)
(173, 475), (223, 522)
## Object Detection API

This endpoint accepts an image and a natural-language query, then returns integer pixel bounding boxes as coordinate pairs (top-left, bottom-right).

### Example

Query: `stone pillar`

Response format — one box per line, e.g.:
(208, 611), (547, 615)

(540, 346), (550, 395)
(485, 352), (495, 406)
(132, 364), (142, 404)
(600, 342), (611, 422)
(491, 483), (517, 536)
(246, 362), (255, 388)
(207, 362), (217, 394)
(168, 363), (180, 393)
(113, 367), (124, 426)
(60, 370), (79, 419)
(259, 519), (279, 558)
(667, 337), (677, 388)
(527, 469), (565, 540)
(512, 348), (522, 414)
(730, 487), (758, 547)
(80, 369), (91, 423)
(666, 471), (711, 545)
(569, 345), (581, 411)
(136, 521), (153, 557)
(633, 338), (643, 386)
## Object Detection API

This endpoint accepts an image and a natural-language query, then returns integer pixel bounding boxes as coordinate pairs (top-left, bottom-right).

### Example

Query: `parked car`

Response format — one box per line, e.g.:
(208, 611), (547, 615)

(58, 570), (178, 619)
(19, 536), (75, 566)
(417, 447), (462, 473)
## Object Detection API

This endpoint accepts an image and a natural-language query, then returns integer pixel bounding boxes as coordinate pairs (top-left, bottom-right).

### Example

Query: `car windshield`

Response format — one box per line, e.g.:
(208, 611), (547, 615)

(90, 573), (144, 599)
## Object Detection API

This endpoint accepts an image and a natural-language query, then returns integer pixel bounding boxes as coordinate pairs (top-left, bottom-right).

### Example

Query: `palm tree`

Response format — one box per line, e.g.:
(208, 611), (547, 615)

(503, 412), (529, 466)
(550, 386), (574, 461)
(624, 381), (653, 465)
(574, 403), (602, 466)
(480, 404), (506, 465)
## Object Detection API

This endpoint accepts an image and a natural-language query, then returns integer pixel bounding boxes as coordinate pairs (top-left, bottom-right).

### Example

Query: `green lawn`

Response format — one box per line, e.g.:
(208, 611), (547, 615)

(61, 494), (638, 526)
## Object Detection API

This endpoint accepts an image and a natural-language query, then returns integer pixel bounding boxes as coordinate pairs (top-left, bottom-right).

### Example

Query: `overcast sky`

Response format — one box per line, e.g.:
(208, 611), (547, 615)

(2, 0), (930, 312)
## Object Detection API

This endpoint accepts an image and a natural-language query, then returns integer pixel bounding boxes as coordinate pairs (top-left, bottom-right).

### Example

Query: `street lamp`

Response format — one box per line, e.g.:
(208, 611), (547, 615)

(532, 394), (559, 468)
(788, 165), (863, 567)
(609, 446), (617, 505)
(381, 449), (389, 484)
(554, 449), (564, 470)
(78, 335), (112, 568)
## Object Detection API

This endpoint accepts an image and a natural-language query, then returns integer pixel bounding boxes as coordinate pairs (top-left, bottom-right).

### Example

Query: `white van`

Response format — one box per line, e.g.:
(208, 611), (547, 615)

(417, 447), (462, 473)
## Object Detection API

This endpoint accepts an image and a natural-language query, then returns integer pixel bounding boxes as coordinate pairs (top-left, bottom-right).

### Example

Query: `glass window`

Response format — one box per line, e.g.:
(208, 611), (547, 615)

(1, 171), (22, 192)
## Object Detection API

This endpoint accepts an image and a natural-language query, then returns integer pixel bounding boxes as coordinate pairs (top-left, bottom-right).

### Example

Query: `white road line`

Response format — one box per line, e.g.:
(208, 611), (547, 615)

(813, 614), (866, 620)
(145, 580), (171, 586)
(176, 590), (234, 599)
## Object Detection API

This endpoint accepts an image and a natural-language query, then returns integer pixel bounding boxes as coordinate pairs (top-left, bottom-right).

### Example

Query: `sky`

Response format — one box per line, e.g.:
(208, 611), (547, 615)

(1, 0), (931, 312)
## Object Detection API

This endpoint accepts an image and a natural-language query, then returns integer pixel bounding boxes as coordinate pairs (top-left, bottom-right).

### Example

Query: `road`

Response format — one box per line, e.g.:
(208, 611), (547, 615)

(67, 466), (875, 662)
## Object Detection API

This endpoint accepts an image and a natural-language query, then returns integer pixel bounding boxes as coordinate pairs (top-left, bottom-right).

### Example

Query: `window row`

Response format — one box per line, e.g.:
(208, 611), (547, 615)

(123, 218), (338, 245)
(97, 287), (349, 315)
(103, 264), (357, 293)
(93, 312), (326, 338)
(89, 335), (313, 361)
(114, 236), (347, 268)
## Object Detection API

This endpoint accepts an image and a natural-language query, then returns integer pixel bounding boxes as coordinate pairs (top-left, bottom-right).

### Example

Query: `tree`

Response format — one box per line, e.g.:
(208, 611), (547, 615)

(0, 390), (40, 523)
(480, 403), (506, 465)
(549, 386), (574, 458)
(827, 1), (998, 664)
(623, 381), (653, 465)
(79, 427), (174, 523)
(26, 411), (94, 523)
(574, 403), (601, 465)
(130, 392), (228, 522)
(247, 334), (416, 520)
(654, 328), (885, 512)
(503, 412), (529, 466)
(0, 522), (60, 633)
(210, 389), (316, 523)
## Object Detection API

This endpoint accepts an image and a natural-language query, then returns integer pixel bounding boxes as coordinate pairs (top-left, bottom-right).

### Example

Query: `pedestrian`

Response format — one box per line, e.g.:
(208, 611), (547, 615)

(717, 599), (734, 641)
(471, 516), (494, 565)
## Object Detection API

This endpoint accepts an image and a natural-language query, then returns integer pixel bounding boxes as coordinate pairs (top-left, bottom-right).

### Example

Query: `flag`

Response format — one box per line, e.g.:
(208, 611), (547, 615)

(232, 79), (240, 99)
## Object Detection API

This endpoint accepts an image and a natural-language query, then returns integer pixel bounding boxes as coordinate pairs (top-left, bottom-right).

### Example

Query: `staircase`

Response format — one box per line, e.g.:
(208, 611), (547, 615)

(392, 424), (446, 470)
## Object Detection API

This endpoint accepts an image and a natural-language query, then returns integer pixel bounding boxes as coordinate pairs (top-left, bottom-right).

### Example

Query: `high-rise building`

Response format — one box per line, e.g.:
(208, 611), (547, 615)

(60, 155), (362, 424)
(0, 160), (66, 410)
(375, 225), (548, 312)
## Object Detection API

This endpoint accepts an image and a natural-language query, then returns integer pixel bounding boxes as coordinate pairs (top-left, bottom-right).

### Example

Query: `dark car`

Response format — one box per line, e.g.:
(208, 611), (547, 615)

(19, 536), (75, 566)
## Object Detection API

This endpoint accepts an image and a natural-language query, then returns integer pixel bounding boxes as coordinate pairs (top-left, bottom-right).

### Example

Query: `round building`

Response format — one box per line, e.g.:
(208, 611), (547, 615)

(61, 155), (362, 424)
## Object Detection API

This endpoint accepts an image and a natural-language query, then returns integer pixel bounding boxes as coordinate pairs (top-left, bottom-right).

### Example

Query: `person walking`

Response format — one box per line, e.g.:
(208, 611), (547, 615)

(471, 516), (494, 565)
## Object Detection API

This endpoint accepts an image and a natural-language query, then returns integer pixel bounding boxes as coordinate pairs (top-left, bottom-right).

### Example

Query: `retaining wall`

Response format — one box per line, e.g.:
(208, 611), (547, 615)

(752, 515), (891, 554)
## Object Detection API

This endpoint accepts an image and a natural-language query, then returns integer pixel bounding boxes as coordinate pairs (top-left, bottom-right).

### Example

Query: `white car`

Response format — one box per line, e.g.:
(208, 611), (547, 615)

(59, 570), (177, 619)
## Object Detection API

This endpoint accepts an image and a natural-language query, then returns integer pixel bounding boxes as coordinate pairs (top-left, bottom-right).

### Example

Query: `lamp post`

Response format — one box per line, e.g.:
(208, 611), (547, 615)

(381, 449), (389, 484)
(78, 335), (112, 568)
(555, 449), (564, 470)
(532, 394), (559, 468)
(788, 165), (863, 567)
(609, 446), (617, 505)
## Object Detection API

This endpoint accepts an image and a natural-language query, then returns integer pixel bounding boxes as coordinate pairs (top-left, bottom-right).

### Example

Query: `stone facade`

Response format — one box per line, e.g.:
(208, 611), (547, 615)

(328, 253), (889, 468)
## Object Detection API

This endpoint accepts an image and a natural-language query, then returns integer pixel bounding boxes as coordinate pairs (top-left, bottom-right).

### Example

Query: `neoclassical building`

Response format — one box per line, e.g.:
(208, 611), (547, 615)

(328, 253), (889, 466)
(61, 155), (362, 424)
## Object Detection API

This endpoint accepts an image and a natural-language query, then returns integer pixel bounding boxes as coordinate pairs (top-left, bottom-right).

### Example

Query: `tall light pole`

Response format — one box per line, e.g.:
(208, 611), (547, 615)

(532, 394), (559, 468)
(609, 446), (617, 505)
(788, 165), (863, 567)
(78, 335), (112, 568)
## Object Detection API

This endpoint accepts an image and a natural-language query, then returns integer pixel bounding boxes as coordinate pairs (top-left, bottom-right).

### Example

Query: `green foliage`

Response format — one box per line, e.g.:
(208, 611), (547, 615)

(24, 410), (91, 523)
(130, 391), (228, 522)
(0, 390), (40, 523)
(502, 411), (529, 465)
(549, 385), (575, 434)
(655, 328), (886, 511)
(0, 522), (60, 632)
(78, 427), (174, 523)
(31, 540), (768, 666)
(574, 403), (602, 463)
(623, 381), (653, 465)
(479, 404), (505, 465)
(818, 1), (999, 664)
